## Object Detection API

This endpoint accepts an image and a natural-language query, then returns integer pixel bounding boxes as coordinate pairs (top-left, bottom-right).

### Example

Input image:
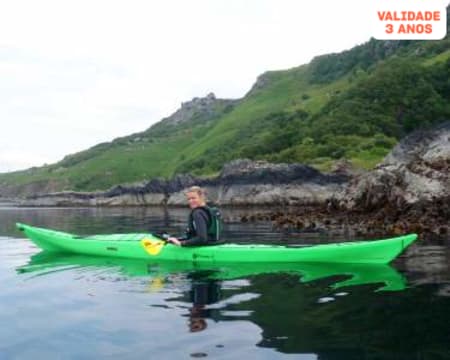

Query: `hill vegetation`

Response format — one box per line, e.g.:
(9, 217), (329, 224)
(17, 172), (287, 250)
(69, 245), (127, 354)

(1, 23), (449, 195)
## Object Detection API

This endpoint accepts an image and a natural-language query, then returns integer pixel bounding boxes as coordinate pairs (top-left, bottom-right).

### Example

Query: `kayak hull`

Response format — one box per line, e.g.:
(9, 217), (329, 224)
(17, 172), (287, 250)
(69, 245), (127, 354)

(16, 223), (417, 264)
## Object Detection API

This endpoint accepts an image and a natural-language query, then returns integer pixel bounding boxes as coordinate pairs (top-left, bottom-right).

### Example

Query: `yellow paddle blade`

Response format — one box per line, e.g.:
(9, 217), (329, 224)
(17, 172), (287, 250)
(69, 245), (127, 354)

(147, 277), (165, 292)
(141, 238), (165, 256)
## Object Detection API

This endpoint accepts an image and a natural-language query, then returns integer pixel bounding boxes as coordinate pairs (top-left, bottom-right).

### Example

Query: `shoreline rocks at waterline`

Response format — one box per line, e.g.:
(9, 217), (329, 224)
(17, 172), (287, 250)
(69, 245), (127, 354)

(17, 160), (350, 207)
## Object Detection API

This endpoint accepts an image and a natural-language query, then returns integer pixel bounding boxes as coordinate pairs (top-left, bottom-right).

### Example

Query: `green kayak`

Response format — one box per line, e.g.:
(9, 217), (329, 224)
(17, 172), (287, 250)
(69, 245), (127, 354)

(16, 222), (417, 264)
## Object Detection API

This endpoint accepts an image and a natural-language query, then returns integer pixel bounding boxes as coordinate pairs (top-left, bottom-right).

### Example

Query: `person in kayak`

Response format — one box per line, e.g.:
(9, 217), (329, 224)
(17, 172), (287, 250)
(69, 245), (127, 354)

(167, 186), (222, 246)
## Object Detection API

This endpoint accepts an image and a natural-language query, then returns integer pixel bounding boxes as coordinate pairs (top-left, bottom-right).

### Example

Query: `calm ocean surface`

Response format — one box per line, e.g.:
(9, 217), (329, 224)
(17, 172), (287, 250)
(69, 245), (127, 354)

(0, 206), (449, 360)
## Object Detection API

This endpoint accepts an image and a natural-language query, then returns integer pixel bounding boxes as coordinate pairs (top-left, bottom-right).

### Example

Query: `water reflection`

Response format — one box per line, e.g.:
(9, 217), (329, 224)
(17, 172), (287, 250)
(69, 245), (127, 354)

(16, 251), (417, 356)
(3, 206), (450, 359)
(186, 275), (222, 333)
(12, 250), (450, 359)
(17, 251), (408, 292)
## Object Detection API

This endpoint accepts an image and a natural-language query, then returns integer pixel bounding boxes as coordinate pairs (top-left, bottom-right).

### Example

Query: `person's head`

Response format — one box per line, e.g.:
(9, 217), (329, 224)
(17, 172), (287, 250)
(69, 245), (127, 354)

(184, 186), (207, 209)
(189, 305), (208, 332)
(189, 317), (207, 332)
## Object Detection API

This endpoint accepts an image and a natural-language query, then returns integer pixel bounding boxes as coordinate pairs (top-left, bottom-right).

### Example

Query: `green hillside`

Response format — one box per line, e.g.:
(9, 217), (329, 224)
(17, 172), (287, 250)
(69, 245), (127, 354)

(176, 37), (450, 174)
(1, 30), (449, 195)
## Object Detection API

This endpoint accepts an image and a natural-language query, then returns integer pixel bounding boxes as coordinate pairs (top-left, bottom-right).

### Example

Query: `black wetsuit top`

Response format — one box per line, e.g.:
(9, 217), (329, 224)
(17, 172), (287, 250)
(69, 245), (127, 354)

(179, 207), (211, 246)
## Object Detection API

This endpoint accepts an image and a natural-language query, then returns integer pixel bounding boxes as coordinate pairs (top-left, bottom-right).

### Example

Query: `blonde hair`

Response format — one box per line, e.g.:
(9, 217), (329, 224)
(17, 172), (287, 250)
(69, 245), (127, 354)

(185, 186), (207, 199)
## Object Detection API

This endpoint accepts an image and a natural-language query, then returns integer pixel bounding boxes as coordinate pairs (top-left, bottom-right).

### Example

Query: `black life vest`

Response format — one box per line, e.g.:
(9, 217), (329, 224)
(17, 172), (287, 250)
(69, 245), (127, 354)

(187, 206), (222, 242)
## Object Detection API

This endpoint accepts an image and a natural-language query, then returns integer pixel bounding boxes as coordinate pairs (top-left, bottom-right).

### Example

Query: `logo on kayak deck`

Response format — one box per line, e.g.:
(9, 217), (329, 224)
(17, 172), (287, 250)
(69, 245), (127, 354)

(141, 238), (165, 256)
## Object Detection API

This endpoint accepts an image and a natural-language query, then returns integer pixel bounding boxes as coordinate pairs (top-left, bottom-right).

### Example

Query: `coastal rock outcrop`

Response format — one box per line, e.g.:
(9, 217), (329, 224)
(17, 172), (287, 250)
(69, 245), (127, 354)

(337, 121), (450, 211)
(270, 122), (450, 238)
(160, 92), (237, 126)
(20, 159), (350, 207)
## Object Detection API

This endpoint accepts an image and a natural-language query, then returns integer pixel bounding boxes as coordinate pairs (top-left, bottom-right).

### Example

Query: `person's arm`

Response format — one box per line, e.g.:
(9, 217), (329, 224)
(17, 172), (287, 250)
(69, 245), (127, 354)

(180, 209), (209, 246)
(167, 230), (191, 246)
(167, 220), (194, 246)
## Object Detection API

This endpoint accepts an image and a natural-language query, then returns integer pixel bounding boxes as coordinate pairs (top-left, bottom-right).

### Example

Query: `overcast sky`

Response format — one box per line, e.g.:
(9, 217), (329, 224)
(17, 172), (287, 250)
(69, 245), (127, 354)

(0, 1), (386, 172)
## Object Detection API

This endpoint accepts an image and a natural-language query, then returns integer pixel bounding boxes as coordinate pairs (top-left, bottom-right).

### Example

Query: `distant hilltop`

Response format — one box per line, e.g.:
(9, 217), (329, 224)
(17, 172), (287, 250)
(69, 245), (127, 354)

(161, 92), (238, 126)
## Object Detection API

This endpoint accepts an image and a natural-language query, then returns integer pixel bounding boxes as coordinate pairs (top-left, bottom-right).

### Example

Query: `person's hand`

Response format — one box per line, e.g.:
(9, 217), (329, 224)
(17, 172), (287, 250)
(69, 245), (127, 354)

(167, 237), (182, 246)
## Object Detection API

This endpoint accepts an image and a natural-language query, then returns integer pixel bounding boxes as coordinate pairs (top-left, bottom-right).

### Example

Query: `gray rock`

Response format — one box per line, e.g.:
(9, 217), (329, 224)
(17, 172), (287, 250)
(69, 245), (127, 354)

(160, 92), (237, 126)
(337, 121), (450, 210)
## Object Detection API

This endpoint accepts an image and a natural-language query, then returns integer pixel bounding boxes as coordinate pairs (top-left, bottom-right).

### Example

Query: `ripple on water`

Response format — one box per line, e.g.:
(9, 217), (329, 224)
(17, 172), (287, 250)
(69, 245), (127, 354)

(0, 237), (40, 270)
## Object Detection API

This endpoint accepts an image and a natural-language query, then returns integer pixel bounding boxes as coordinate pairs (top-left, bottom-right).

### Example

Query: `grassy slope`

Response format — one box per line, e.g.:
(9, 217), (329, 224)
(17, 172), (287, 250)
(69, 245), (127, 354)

(0, 32), (449, 194)
(0, 63), (347, 191)
(0, 101), (231, 191)
(174, 65), (355, 175)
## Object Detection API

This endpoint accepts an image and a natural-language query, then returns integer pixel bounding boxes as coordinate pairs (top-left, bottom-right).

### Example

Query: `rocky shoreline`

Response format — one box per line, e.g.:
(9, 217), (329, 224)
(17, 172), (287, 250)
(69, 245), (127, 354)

(269, 122), (450, 240)
(18, 160), (350, 207)
(265, 197), (449, 242)
(3, 122), (449, 239)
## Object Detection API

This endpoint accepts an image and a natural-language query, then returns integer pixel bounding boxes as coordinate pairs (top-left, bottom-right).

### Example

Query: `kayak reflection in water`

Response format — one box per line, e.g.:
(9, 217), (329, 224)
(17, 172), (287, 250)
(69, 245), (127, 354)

(167, 186), (222, 247)
(187, 277), (222, 333)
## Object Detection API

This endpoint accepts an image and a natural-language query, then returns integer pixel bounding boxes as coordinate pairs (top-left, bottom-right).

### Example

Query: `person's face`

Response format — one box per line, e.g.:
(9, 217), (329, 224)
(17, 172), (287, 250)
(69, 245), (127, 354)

(189, 317), (207, 332)
(186, 191), (204, 209)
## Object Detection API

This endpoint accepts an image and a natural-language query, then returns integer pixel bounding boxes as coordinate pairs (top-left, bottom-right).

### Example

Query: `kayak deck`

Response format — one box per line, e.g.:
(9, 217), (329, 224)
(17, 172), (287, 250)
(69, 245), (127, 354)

(16, 222), (418, 264)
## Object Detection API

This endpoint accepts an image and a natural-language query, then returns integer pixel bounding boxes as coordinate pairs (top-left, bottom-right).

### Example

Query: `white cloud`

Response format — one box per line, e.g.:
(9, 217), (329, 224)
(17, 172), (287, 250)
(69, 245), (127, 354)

(0, 0), (377, 172)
